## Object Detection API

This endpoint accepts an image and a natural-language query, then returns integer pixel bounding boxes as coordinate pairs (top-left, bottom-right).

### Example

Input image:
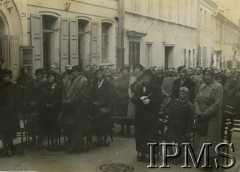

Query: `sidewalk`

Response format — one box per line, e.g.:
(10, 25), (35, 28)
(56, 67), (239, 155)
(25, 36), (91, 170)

(0, 126), (239, 172)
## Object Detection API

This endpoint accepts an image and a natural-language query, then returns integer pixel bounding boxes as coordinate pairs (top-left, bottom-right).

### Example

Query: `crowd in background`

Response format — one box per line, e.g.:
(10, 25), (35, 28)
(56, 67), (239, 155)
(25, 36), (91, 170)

(0, 58), (239, 169)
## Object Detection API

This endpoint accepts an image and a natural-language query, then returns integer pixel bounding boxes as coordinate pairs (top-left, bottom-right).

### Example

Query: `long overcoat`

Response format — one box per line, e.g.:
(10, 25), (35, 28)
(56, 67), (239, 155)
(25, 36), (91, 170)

(194, 80), (223, 156)
(60, 75), (88, 132)
(132, 81), (161, 154)
(91, 78), (112, 136)
(0, 82), (20, 140)
(40, 82), (62, 137)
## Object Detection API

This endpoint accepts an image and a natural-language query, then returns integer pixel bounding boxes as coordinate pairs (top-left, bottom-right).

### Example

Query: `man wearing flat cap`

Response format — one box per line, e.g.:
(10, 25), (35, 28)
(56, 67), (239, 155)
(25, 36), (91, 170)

(165, 86), (194, 163)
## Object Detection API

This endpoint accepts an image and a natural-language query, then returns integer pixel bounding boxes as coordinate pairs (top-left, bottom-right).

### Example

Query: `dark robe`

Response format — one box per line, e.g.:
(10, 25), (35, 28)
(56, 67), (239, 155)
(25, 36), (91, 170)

(132, 81), (162, 154)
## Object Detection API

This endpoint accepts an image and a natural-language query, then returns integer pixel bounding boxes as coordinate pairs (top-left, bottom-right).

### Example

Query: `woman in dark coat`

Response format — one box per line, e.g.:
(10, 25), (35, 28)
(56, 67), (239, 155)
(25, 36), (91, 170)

(16, 67), (34, 118)
(91, 69), (112, 146)
(0, 69), (20, 157)
(25, 68), (47, 149)
(132, 70), (162, 161)
(40, 72), (62, 150)
(194, 68), (223, 170)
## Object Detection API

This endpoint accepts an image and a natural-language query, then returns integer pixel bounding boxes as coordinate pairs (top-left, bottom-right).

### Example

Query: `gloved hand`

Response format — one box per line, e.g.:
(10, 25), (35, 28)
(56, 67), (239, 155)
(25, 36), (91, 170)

(143, 98), (150, 105)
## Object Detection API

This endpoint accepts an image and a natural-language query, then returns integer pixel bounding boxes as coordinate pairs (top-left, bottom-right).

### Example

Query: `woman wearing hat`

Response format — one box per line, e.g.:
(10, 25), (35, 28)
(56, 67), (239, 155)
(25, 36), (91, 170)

(194, 68), (223, 170)
(0, 69), (20, 156)
(126, 64), (144, 136)
(132, 69), (162, 161)
(90, 68), (112, 146)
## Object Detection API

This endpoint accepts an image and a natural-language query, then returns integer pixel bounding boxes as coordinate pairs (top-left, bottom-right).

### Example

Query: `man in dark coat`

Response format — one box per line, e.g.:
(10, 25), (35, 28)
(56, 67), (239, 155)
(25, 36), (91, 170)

(225, 69), (238, 106)
(132, 70), (162, 161)
(0, 69), (20, 156)
(172, 67), (196, 103)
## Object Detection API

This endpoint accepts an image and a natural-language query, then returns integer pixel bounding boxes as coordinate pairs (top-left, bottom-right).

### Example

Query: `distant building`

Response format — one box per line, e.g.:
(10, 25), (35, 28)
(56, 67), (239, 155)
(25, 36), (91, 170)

(122, 0), (199, 69)
(215, 13), (239, 69)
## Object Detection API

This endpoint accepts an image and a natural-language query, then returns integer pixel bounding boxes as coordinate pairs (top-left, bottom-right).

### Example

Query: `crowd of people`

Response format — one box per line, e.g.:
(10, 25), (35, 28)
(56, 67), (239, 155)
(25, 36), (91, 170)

(0, 60), (239, 170)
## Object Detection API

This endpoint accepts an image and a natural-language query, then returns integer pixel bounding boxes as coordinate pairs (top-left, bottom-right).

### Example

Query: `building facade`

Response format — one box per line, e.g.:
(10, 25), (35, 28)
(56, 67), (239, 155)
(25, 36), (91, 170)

(215, 13), (239, 69)
(0, 0), (239, 79)
(121, 0), (240, 69)
(0, 0), (118, 79)
(123, 0), (199, 69)
(198, 0), (217, 68)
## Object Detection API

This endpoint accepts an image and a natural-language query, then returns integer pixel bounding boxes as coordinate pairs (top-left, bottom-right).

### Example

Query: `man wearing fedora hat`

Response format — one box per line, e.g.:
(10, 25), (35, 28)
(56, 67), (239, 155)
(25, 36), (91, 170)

(59, 65), (88, 153)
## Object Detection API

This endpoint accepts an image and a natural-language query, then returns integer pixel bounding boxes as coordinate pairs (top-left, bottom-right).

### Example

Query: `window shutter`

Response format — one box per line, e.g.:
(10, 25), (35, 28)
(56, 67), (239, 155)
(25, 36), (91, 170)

(60, 18), (69, 72)
(10, 36), (20, 81)
(91, 22), (98, 64)
(69, 19), (78, 66)
(30, 14), (43, 71)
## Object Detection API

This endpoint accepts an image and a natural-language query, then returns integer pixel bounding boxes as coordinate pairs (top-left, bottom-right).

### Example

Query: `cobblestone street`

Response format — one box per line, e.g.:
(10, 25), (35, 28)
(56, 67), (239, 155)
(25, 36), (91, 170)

(0, 132), (239, 172)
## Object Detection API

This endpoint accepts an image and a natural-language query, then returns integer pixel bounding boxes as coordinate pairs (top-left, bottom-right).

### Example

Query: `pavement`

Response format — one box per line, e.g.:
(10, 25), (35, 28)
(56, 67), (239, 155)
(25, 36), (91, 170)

(0, 128), (239, 172)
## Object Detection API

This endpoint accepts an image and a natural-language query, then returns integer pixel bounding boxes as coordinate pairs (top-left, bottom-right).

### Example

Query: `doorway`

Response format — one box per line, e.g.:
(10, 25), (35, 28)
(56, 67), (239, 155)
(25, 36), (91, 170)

(164, 46), (174, 69)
